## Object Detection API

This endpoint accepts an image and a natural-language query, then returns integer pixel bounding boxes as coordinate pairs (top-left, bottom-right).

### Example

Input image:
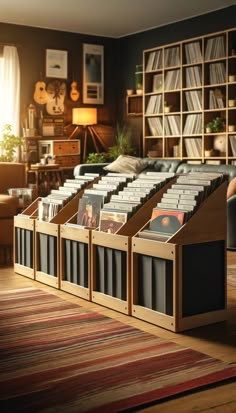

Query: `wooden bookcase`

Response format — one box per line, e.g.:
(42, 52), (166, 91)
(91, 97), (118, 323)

(91, 178), (176, 315)
(143, 27), (236, 165)
(126, 94), (143, 117)
(14, 198), (40, 279)
(131, 181), (227, 332)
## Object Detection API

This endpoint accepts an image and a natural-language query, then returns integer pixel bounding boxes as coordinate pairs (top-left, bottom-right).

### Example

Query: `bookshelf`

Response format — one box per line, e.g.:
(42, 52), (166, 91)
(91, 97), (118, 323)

(143, 27), (236, 165)
(126, 94), (143, 117)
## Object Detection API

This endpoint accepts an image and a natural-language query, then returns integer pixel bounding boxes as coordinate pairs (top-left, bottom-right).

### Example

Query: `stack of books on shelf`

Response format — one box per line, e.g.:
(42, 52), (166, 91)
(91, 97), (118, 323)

(205, 35), (226, 60)
(164, 69), (180, 90)
(184, 41), (202, 64)
(147, 117), (163, 136)
(185, 90), (202, 111)
(164, 116), (181, 136)
(184, 137), (202, 158)
(164, 46), (180, 67)
(183, 114), (202, 135)
(185, 66), (202, 88)
(229, 135), (236, 156)
(146, 50), (163, 71)
(209, 89), (225, 109)
(209, 63), (226, 85)
(138, 172), (226, 242)
(145, 95), (163, 115)
(37, 174), (97, 222)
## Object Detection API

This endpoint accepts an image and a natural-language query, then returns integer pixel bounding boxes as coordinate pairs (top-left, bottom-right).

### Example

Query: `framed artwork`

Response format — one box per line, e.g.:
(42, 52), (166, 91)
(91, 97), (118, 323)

(83, 43), (104, 104)
(46, 49), (68, 79)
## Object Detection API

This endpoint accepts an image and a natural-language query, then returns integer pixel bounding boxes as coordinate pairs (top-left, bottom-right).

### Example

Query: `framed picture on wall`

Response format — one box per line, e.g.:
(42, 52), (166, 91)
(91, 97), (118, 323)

(46, 49), (68, 79)
(83, 43), (104, 104)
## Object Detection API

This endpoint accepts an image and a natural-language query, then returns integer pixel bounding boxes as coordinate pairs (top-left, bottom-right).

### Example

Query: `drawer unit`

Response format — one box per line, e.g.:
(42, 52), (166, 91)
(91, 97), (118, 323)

(38, 139), (80, 158)
(55, 155), (80, 167)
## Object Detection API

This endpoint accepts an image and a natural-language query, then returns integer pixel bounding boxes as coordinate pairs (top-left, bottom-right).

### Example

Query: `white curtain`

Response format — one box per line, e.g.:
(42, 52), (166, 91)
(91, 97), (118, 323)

(0, 46), (20, 137)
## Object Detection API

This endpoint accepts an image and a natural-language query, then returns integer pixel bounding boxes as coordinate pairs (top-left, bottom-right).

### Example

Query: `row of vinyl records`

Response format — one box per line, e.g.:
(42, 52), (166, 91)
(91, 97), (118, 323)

(138, 171), (227, 242)
(147, 114), (202, 136)
(66, 172), (175, 233)
(145, 35), (225, 72)
(145, 89), (225, 115)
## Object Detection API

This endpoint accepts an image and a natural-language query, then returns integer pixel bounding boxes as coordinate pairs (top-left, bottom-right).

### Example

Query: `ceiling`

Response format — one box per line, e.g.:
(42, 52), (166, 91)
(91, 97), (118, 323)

(0, 0), (235, 38)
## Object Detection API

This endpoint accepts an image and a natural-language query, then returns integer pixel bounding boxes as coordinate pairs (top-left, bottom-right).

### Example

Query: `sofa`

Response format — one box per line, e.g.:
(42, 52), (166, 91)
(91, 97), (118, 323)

(74, 159), (236, 250)
(0, 162), (26, 264)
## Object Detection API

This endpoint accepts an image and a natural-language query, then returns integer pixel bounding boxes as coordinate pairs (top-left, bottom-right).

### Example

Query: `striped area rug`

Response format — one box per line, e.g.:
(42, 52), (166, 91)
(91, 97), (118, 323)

(0, 287), (235, 413)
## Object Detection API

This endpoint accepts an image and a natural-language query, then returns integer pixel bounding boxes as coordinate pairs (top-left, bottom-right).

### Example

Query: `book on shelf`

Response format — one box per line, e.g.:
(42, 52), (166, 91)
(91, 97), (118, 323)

(185, 66), (202, 88)
(184, 41), (202, 64)
(146, 49), (163, 71)
(152, 74), (163, 93)
(209, 62), (226, 85)
(205, 35), (226, 60)
(164, 46), (180, 67)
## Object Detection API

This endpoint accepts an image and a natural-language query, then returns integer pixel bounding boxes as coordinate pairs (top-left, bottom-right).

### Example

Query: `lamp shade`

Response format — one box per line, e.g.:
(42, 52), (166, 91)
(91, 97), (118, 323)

(72, 108), (97, 126)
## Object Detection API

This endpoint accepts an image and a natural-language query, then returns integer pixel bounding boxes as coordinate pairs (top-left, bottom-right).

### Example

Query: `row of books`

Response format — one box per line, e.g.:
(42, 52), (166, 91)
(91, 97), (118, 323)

(185, 66), (202, 88)
(209, 89), (225, 109)
(229, 135), (236, 156)
(146, 50), (163, 71)
(164, 69), (180, 90)
(145, 94), (163, 115)
(185, 90), (202, 111)
(73, 172), (175, 234)
(183, 114), (202, 135)
(37, 174), (97, 222)
(164, 46), (180, 67)
(209, 62), (226, 85)
(184, 137), (202, 158)
(164, 115), (181, 136)
(184, 41), (202, 64)
(138, 172), (226, 242)
(205, 35), (226, 61)
(147, 114), (203, 137)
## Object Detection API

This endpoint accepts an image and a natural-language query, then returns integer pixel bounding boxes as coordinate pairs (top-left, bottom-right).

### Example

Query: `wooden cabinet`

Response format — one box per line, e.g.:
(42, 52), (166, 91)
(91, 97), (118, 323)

(143, 27), (236, 165)
(38, 139), (80, 167)
(126, 94), (143, 117)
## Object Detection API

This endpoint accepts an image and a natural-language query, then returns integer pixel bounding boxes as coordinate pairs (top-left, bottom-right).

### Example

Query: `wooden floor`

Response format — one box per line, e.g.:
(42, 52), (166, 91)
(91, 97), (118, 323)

(1, 251), (236, 413)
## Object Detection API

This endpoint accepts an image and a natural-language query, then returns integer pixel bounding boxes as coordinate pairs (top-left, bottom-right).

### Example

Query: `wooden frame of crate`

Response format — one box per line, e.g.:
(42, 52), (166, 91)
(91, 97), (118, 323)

(91, 178), (176, 315)
(14, 198), (41, 279)
(60, 212), (92, 301)
(131, 181), (227, 332)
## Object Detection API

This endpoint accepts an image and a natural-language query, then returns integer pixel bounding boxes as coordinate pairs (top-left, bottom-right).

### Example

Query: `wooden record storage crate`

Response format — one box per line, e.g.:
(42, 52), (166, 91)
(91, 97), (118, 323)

(131, 181), (228, 332)
(14, 198), (40, 279)
(34, 190), (86, 289)
(60, 216), (91, 301)
(91, 178), (176, 315)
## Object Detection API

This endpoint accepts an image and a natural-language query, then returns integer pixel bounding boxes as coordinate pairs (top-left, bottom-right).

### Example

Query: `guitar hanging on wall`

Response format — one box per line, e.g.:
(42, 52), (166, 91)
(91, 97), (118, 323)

(46, 80), (66, 115)
(70, 81), (80, 102)
(33, 74), (48, 105)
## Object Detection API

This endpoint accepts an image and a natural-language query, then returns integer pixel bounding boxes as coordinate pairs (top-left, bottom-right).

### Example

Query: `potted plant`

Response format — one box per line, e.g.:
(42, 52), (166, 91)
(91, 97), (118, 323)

(86, 152), (108, 164)
(205, 117), (225, 133)
(108, 123), (134, 161)
(0, 124), (23, 162)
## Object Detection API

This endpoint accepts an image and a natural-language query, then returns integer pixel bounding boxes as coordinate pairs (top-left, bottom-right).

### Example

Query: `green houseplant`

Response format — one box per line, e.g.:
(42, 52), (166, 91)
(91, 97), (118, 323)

(205, 117), (225, 133)
(86, 152), (108, 164)
(108, 123), (134, 161)
(0, 124), (23, 162)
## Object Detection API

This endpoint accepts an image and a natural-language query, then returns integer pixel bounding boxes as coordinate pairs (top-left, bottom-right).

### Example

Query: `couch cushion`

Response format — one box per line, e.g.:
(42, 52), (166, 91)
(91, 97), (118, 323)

(103, 155), (148, 174)
(0, 195), (19, 218)
(144, 159), (183, 173)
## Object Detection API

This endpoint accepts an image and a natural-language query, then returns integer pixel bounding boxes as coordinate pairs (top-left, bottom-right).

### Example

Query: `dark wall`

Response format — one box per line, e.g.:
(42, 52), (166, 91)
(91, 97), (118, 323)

(0, 22), (119, 128)
(119, 5), (236, 155)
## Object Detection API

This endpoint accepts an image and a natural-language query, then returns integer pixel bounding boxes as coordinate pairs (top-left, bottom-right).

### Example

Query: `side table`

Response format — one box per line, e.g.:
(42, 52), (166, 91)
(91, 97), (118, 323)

(27, 164), (63, 197)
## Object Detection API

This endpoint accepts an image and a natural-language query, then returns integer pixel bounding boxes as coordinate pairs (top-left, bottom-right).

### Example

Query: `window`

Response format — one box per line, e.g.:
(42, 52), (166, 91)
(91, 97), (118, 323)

(0, 46), (20, 139)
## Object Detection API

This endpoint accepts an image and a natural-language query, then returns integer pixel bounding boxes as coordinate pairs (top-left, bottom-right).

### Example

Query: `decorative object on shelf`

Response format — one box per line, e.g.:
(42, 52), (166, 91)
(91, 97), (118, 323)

(228, 98), (236, 107)
(135, 64), (143, 94)
(70, 81), (80, 102)
(229, 125), (236, 132)
(83, 44), (104, 104)
(126, 89), (134, 96)
(0, 124), (23, 162)
(164, 100), (172, 113)
(205, 117), (225, 133)
(229, 75), (236, 82)
(46, 80), (66, 115)
(108, 123), (134, 161)
(213, 135), (226, 154)
(45, 49), (68, 79)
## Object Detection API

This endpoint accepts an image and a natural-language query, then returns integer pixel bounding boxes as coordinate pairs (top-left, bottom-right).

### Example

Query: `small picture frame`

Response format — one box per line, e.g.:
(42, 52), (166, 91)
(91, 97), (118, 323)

(46, 49), (68, 79)
(83, 43), (104, 104)
(153, 73), (163, 92)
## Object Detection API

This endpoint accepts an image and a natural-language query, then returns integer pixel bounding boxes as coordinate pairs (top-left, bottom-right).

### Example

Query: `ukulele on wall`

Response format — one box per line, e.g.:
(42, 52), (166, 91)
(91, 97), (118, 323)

(70, 81), (80, 102)
(33, 74), (48, 105)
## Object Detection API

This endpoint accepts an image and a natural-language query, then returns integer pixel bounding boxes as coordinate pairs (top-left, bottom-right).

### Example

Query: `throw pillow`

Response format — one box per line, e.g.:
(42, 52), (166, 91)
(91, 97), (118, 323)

(227, 177), (236, 199)
(104, 155), (148, 174)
